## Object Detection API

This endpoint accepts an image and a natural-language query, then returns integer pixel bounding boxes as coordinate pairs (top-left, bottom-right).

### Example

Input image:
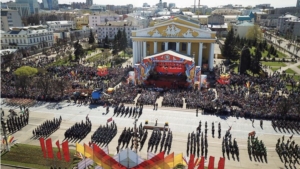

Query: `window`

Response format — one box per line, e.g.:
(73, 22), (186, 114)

(24, 39), (26, 43)
(30, 39), (32, 43)
(161, 43), (165, 50)
(181, 43), (187, 51)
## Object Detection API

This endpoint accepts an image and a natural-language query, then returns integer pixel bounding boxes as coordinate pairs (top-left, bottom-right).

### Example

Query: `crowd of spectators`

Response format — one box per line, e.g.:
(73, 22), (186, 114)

(137, 90), (160, 105)
(162, 90), (184, 108)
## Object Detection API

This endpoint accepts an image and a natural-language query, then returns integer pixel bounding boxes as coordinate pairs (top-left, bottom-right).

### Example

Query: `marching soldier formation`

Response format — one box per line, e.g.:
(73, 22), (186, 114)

(276, 135), (300, 167)
(113, 104), (143, 118)
(4, 109), (29, 134)
(147, 127), (173, 154)
(64, 117), (92, 142)
(222, 130), (239, 161)
(32, 116), (62, 138)
(247, 135), (267, 162)
(116, 127), (133, 152)
(272, 119), (300, 133)
(91, 121), (117, 147)
(187, 121), (209, 159)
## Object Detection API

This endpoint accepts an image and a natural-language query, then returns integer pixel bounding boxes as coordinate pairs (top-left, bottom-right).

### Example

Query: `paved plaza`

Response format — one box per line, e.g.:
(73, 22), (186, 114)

(2, 102), (300, 169)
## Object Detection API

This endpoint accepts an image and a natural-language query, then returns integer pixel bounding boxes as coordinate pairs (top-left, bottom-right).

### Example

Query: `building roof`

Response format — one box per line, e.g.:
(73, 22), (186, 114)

(235, 22), (254, 26)
(144, 50), (193, 62)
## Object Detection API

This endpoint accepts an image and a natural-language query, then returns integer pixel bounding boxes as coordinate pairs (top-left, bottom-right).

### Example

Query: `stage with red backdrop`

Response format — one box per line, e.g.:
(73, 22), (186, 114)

(134, 50), (201, 89)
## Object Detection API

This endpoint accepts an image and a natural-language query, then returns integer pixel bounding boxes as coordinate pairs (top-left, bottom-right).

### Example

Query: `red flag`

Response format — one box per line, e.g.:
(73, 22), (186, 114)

(188, 154), (195, 169)
(197, 156), (205, 169)
(107, 117), (112, 123)
(208, 156), (215, 169)
(45, 138), (54, 159)
(56, 140), (62, 160)
(62, 140), (70, 162)
(39, 138), (47, 158)
(218, 157), (225, 169)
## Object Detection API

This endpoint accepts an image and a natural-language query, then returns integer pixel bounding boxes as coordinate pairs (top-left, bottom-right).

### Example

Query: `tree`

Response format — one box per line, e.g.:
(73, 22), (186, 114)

(88, 30), (95, 44)
(14, 66), (38, 77)
(104, 35), (109, 49)
(73, 40), (84, 61)
(222, 29), (239, 61)
(239, 46), (251, 74)
(14, 66), (38, 95)
(246, 24), (262, 41)
(250, 49), (262, 75)
(121, 28), (128, 57)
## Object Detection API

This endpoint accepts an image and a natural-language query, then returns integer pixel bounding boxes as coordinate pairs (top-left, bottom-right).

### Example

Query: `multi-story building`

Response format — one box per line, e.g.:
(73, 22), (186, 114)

(15, 0), (39, 14)
(86, 0), (92, 7)
(71, 2), (87, 9)
(1, 9), (23, 31)
(88, 12), (121, 28)
(212, 9), (241, 15)
(6, 1), (30, 18)
(46, 21), (75, 31)
(163, 2), (168, 8)
(232, 22), (254, 38)
(42, 0), (58, 10)
(297, 0), (300, 8)
(169, 3), (175, 9)
(97, 24), (140, 42)
(277, 14), (298, 33)
(0, 25), (54, 50)
(143, 3), (150, 7)
(255, 4), (274, 10)
(89, 4), (106, 12)
(74, 13), (89, 29)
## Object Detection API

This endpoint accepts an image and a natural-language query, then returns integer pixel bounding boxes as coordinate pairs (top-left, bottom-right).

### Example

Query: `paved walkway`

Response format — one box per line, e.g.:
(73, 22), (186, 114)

(2, 102), (300, 169)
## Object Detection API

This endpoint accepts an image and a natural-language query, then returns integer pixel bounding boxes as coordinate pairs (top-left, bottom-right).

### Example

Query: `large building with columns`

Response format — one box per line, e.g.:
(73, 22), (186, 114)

(130, 17), (217, 70)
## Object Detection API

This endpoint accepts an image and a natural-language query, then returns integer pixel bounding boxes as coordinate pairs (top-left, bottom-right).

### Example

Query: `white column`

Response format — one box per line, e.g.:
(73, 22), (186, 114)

(209, 43), (215, 71)
(187, 42), (191, 55)
(143, 41), (147, 58)
(176, 42), (180, 52)
(137, 41), (141, 62)
(133, 41), (137, 64)
(164, 42), (168, 51)
(198, 43), (203, 67)
(154, 41), (157, 53)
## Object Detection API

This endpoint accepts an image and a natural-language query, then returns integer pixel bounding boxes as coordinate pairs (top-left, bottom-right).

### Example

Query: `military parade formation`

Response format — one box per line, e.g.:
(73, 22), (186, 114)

(91, 121), (117, 147)
(247, 135), (267, 162)
(113, 104), (143, 118)
(32, 116), (62, 138)
(222, 130), (240, 161)
(1, 108), (29, 134)
(272, 119), (300, 133)
(147, 128), (173, 155)
(276, 135), (300, 167)
(64, 117), (92, 142)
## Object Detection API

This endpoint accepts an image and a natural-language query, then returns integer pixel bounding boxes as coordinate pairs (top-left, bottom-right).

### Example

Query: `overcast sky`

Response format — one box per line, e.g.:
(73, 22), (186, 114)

(55, 0), (296, 8)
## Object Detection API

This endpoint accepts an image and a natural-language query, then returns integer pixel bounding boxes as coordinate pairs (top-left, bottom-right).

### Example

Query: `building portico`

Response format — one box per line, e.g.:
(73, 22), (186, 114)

(131, 18), (217, 70)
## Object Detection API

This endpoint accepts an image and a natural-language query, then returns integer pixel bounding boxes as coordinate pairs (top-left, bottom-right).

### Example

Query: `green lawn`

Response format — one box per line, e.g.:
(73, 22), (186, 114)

(298, 65), (300, 69)
(270, 67), (280, 72)
(285, 68), (296, 74)
(250, 47), (286, 58)
(87, 53), (103, 62)
(1, 144), (78, 169)
(261, 61), (286, 67)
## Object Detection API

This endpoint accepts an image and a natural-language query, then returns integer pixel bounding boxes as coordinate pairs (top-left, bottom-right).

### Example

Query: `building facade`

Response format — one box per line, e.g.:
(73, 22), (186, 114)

(42, 0), (58, 10)
(86, 0), (93, 7)
(97, 25), (139, 41)
(46, 21), (75, 31)
(297, 0), (300, 8)
(6, 2), (30, 18)
(74, 14), (89, 29)
(131, 17), (217, 70)
(1, 9), (23, 31)
(277, 14), (298, 33)
(15, 0), (39, 14)
(0, 25), (54, 50)
(88, 13), (121, 28)
(232, 22), (254, 38)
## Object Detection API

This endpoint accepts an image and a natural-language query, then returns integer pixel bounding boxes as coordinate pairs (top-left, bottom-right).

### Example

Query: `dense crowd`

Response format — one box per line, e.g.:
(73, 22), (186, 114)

(137, 90), (160, 105)
(162, 90), (184, 108)
(111, 84), (139, 104)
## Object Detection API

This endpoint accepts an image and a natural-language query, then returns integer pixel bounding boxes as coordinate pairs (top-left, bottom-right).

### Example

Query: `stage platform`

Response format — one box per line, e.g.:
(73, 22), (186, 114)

(143, 122), (169, 131)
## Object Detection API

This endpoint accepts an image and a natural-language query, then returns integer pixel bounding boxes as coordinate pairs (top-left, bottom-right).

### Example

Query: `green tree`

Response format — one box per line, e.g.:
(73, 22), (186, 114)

(14, 66), (38, 95)
(246, 24), (262, 41)
(73, 40), (84, 61)
(222, 29), (239, 61)
(14, 66), (38, 77)
(104, 35), (109, 48)
(88, 30), (95, 44)
(121, 28), (128, 57)
(250, 49), (262, 75)
(239, 46), (251, 74)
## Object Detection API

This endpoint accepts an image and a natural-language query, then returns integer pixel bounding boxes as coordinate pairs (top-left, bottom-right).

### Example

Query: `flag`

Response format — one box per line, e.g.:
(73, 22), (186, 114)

(188, 154), (195, 169)
(62, 140), (70, 162)
(163, 152), (174, 169)
(8, 136), (14, 143)
(84, 143), (93, 158)
(197, 156), (205, 169)
(174, 153), (183, 166)
(76, 143), (85, 154)
(56, 140), (62, 160)
(39, 138), (47, 158)
(107, 117), (112, 123)
(218, 157), (225, 169)
(208, 156), (215, 169)
(147, 151), (165, 169)
(46, 138), (54, 159)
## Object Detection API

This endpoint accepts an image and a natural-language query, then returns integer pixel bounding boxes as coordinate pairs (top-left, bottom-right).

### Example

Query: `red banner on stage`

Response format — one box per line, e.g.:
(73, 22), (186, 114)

(208, 156), (215, 169)
(188, 154), (195, 169)
(45, 138), (54, 159)
(39, 138), (47, 158)
(97, 66), (108, 76)
(56, 140), (62, 160)
(62, 140), (70, 162)
(218, 157), (225, 169)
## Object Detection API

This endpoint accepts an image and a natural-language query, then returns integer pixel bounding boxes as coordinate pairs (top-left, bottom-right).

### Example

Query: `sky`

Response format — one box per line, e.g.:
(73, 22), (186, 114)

(55, 0), (296, 8)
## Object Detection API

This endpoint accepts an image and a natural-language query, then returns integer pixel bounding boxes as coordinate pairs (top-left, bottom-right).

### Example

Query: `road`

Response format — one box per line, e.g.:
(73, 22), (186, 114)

(2, 102), (300, 169)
